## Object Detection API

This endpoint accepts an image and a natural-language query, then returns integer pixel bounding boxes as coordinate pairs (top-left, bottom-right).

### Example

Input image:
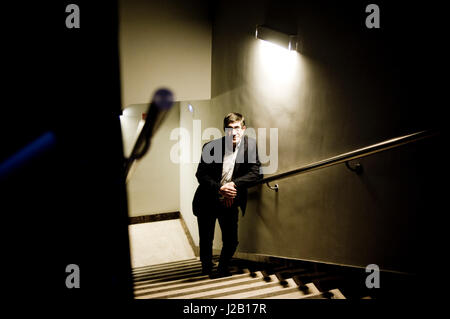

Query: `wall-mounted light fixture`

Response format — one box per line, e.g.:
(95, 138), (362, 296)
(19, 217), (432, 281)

(255, 25), (298, 51)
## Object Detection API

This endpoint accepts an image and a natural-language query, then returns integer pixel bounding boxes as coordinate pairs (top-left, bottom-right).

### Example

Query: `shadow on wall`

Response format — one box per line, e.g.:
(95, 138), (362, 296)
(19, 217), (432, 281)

(242, 183), (287, 253)
(239, 135), (441, 274)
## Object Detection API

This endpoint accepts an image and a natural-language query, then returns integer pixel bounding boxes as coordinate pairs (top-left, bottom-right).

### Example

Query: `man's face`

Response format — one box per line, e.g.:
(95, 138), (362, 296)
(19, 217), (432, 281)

(225, 121), (246, 146)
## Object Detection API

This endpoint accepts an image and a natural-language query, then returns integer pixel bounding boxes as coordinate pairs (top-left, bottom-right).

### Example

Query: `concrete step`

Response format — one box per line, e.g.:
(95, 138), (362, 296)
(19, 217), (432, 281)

(300, 288), (346, 299)
(133, 267), (205, 285)
(133, 264), (244, 287)
(135, 270), (261, 299)
(261, 282), (321, 299)
(216, 278), (297, 299)
(132, 258), (347, 300)
(171, 274), (282, 299)
(132, 258), (200, 274)
(137, 272), (267, 299)
(134, 269), (245, 291)
(133, 263), (203, 280)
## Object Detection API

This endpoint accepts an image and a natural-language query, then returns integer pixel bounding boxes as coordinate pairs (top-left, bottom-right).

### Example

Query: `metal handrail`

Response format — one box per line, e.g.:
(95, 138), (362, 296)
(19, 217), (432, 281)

(250, 129), (438, 191)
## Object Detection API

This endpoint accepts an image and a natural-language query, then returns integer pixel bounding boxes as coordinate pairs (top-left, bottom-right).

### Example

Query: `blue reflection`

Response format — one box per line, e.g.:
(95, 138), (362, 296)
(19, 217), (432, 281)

(0, 131), (56, 180)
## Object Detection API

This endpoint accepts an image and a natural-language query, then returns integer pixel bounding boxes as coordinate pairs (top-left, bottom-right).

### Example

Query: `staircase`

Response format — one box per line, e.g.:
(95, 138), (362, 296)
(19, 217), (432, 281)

(132, 257), (348, 299)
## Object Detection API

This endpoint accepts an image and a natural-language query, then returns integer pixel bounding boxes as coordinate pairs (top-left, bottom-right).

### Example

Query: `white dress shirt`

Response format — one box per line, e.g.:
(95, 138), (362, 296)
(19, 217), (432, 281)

(220, 139), (241, 186)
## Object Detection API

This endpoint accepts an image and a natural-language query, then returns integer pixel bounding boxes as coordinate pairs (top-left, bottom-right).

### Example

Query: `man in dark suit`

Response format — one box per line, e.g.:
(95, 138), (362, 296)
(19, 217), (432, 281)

(192, 113), (262, 276)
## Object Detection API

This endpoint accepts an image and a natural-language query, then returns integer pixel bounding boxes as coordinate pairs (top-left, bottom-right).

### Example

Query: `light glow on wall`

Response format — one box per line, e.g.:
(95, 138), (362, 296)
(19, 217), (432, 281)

(254, 39), (299, 97)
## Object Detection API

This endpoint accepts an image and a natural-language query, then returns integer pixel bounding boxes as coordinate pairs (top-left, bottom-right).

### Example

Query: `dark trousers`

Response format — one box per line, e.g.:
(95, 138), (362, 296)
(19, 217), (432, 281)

(197, 204), (239, 269)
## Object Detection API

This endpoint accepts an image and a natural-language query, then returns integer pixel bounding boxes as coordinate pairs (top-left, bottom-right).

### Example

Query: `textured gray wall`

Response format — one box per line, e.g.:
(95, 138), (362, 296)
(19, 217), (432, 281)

(122, 103), (181, 217)
(208, 0), (441, 272)
(119, 0), (211, 106)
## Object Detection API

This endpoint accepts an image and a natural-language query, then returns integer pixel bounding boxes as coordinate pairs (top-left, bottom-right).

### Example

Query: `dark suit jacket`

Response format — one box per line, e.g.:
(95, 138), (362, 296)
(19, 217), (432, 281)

(192, 135), (262, 216)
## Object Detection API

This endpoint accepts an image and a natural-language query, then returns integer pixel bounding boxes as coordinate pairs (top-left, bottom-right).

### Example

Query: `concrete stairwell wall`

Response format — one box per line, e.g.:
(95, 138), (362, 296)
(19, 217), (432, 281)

(202, 0), (442, 273)
(179, 99), (225, 253)
(121, 103), (181, 217)
(119, 0), (212, 218)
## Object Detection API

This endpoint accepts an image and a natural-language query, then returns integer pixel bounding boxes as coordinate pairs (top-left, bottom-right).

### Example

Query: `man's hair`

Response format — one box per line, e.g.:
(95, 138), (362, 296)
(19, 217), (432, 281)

(224, 112), (245, 129)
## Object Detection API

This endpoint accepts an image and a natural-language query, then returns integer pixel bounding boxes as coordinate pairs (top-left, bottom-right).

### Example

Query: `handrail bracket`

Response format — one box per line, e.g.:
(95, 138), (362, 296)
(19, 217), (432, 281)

(266, 182), (279, 192)
(345, 160), (363, 175)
